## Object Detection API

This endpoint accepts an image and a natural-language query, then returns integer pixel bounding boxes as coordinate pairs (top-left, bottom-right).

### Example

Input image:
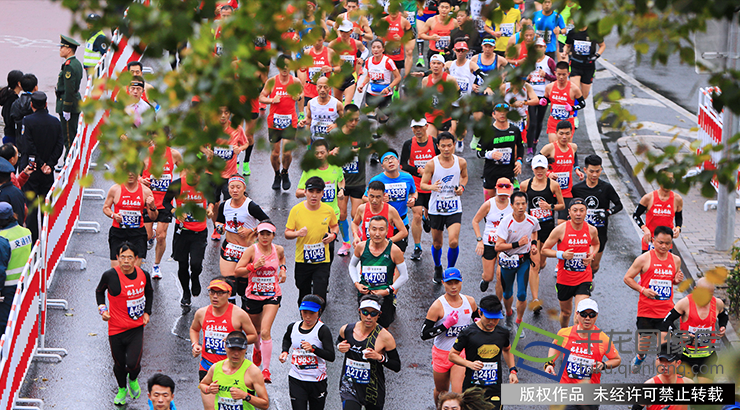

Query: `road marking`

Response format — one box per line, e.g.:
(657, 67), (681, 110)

(0, 35), (59, 49)
(598, 59), (697, 122)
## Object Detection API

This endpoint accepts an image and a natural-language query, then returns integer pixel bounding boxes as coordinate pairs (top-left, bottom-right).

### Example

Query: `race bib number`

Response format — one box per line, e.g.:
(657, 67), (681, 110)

(435, 35), (451, 50)
(573, 40), (591, 56)
(340, 54), (356, 65)
(322, 182), (336, 203)
(406, 13), (416, 25)
(648, 278), (672, 301)
(303, 243), (326, 263)
(184, 202), (205, 222)
(456, 77), (471, 94)
(345, 358), (371, 384)
(530, 207), (553, 222)
(369, 68), (385, 82)
(217, 397), (243, 410)
(551, 104), (570, 120)
(308, 66), (325, 82)
(435, 196), (459, 214)
(564, 252), (587, 272)
(251, 276), (276, 296)
(566, 355), (594, 379)
(311, 120), (332, 136)
(127, 295), (145, 320)
(362, 265), (388, 288)
(213, 145), (235, 160)
(292, 348), (319, 369)
(555, 172), (570, 190)
(528, 71), (545, 85)
(385, 182), (407, 202)
(565, 24), (575, 34)
(499, 253), (520, 269)
(585, 209), (606, 227)
(499, 23), (514, 37)
(204, 329), (228, 355)
(472, 362), (498, 386)
(273, 114), (292, 130)
(223, 243), (246, 262)
(474, 18), (486, 32)
(445, 323), (468, 338)
(493, 147), (512, 165)
(413, 159), (429, 169)
(120, 209), (142, 229)
(149, 174), (172, 192)
(688, 325), (712, 337)
(343, 156), (359, 174)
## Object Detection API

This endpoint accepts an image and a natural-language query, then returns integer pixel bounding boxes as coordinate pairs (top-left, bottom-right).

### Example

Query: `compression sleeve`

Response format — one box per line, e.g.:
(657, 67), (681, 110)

(573, 96), (586, 110)
(607, 183), (623, 215)
(633, 204), (647, 227)
(281, 323), (294, 353)
(674, 210), (683, 228)
(348, 254), (361, 283)
(314, 325), (336, 362)
(95, 269), (116, 305)
(420, 318), (447, 340)
(515, 128), (524, 162)
(574, 152), (579, 168)
(659, 308), (681, 332)
(393, 262), (409, 289)
(718, 309), (729, 328)
(143, 270), (154, 315)
(399, 139), (417, 176)
(248, 201), (270, 221)
(545, 58), (557, 81)
(162, 179), (180, 214)
(382, 348), (401, 372)
(216, 202), (226, 224)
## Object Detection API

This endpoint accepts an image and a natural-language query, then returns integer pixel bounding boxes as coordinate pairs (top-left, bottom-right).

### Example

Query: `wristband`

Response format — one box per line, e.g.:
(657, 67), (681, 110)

(640, 286), (645, 295)
(556, 250), (564, 260)
(381, 354), (388, 363)
(531, 240), (538, 246)
(245, 393), (251, 402)
(247, 263), (255, 273)
(574, 166), (581, 171)
(192, 342), (197, 348)
(98, 305), (108, 315)
(544, 360), (555, 370)
(280, 264), (287, 270)
(509, 366), (518, 374)
(512, 241), (520, 249)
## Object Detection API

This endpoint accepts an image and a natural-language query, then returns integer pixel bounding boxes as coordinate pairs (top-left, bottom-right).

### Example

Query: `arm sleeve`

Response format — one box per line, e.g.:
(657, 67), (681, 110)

(633, 204), (647, 227)
(420, 318), (447, 340)
(718, 309), (729, 328)
(49, 120), (64, 167)
(95, 269), (115, 306)
(162, 179), (180, 214)
(515, 128), (524, 161)
(348, 254), (361, 283)
(544, 59), (558, 81)
(382, 348), (401, 372)
(144, 271), (154, 315)
(393, 261), (409, 289)
(399, 140), (417, 176)
(216, 202), (226, 224)
(0, 238), (10, 286)
(282, 323), (295, 353)
(248, 201), (270, 222)
(659, 308), (681, 332)
(573, 152), (579, 168)
(607, 184), (623, 215)
(674, 210), (683, 227)
(314, 325), (336, 362)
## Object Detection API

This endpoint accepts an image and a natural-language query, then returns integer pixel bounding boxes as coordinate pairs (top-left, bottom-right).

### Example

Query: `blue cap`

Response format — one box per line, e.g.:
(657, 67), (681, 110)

(0, 158), (13, 173)
(299, 301), (322, 312)
(482, 38), (496, 46)
(443, 267), (462, 282)
(479, 307), (505, 319)
(0, 202), (12, 219)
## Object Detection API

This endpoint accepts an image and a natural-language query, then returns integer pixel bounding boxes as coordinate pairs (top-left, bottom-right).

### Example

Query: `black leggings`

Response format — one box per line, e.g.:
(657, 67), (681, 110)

(109, 326), (144, 388)
(528, 104), (549, 150)
(173, 228), (207, 296)
(289, 377), (328, 410)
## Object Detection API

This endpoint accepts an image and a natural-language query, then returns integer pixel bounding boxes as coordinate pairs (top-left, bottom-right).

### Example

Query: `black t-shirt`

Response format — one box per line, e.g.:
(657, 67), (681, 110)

(571, 179), (623, 228)
(476, 123), (523, 183)
(453, 322), (511, 394)
(565, 29), (602, 62)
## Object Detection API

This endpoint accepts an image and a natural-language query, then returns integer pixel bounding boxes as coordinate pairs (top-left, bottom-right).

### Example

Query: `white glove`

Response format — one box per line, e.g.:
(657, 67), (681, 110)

(63, 112), (71, 121)
(484, 150), (496, 160)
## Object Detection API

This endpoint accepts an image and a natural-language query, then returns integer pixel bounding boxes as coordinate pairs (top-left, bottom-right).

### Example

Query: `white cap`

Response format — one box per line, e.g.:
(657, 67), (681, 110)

(430, 54), (445, 63)
(531, 154), (549, 169)
(576, 298), (599, 313)
(410, 118), (427, 127)
(359, 299), (382, 312)
(535, 36), (546, 47)
(338, 20), (353, 32)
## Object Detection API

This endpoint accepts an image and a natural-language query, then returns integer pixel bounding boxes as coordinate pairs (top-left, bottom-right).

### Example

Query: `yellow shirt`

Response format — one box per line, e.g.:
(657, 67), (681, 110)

(486, 8), (521, 52)
(286, 202), (338, 264)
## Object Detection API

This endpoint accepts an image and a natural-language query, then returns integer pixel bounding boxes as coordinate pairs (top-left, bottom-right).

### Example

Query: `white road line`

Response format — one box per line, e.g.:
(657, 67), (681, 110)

(598, 59), (697, 122)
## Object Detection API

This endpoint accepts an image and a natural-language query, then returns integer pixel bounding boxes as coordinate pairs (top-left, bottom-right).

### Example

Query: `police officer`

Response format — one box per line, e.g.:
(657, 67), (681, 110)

(83, 14), (109, 71)
(56, 35), (83, 155)
(0, 202), (32, 331)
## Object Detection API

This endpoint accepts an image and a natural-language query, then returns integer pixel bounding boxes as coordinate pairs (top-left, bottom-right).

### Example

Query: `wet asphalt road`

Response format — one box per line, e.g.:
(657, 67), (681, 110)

(6, 2), (718, 409)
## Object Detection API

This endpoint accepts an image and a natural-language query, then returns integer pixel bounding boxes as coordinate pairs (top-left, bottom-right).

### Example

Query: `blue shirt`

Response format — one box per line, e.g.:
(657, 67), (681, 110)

(532, 11), (565, 52)
(149, 399), (177, 410)
(365, 171), (416, 225)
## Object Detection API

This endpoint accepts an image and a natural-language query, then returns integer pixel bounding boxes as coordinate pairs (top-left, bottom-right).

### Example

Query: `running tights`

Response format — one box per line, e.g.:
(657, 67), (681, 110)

(528, 104), (549, 150)
(109, 326), (144, 388)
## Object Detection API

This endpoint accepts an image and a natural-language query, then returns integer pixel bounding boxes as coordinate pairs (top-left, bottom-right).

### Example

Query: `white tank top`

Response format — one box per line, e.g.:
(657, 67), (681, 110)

(428, 155), (462, 216)
(483, 198), (513, 245)
(309, 96), (341, 138)
(223, 197), (259, 233)
(288, 321), (327, 381)
(448, 59), (476, 96)
(366, 55), (395, 95)
(433, 295), (473, 351)
(527, 56), (554, 97)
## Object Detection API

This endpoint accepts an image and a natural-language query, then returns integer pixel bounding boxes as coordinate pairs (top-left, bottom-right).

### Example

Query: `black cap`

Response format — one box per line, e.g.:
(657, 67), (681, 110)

(224, 336), (249, 350)
(657, 343), (679, 362)
(304, 176), (326, 191)
(31, 91), (47, 103)
(87, 13), (101, 22)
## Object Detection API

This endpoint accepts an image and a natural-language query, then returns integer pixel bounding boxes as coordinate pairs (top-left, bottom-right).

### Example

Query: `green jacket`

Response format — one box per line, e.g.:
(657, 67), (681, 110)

(56, 56), (83, 114)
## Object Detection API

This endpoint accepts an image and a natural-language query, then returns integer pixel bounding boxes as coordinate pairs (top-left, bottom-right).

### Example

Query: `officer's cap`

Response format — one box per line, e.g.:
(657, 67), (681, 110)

(0, 157), (14, 173)
(0, 203), (12, 219)
(31, 91), (47, 103)
(60, 35), (80, 48)
(87, 13), (101, 22)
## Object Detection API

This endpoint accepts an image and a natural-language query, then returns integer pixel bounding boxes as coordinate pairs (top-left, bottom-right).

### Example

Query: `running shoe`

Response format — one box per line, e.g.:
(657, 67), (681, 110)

(147, 238), (155, 250)
(631, 354), (645, 374)
(192, 280), (202, 297)
(252, 348), (262, 367)
(574, 116), (580, 129)
(479, 280), (489, 292)
(297, 112), (306, 124)
(272, 172), (281, 190)
(281, 170), (291, 190)
(469, 135), (481, 150)
(241, 161), (251, 176)
(211, 230), (221, 241)
(128, 378), (141, 399)
(180, 296), (191, 307)
(370, 152), (380, 165)
(422, 216), (431, 233)
(114, 387), (127, 406)
(152, 265), (162, 279)
(337, 242), (352, 256)
(392, 88), (400, 101)
(433, 266), (443, 284)
(416, 56), (425, 67)
(531, 299), (543, 314)
(455, 140), (464, 153)
(411, 247), (423, 261)
(525, 148), (534, 163)
(514, 322), (526, 339)
(262, 369), (272, 384)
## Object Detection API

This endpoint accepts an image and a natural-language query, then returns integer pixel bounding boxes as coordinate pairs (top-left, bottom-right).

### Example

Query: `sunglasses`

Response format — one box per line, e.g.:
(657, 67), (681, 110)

(496, 183), (512, 189)
(360, 309), (380, 317)
(455, 49), (467, 52)
(579, 311), (597, 318)
(494, 103), (510, 110)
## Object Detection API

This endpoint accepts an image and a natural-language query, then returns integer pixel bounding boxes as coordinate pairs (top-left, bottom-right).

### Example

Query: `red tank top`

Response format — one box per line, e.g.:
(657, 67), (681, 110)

(637, 250), (677, 318)
(201, 303), (237, 367)
(113, 183), (146, 229)
(361, 203), (394, 241)
(557, 221), (592, 285)
(108, 266), (147, 336)
(409, 138), (436, 192)
(551, 143), (575, 197)
(646, 376), (687, 410)
(424, 73), (452, 123)
(336, 38), (359, 69)
(176, 177), (208, 232)
(549, 80), (575, 121)
(559, 325), (611, 384)
(304, 47), (332, 98)
(142, 146), (174, 209)
(246, 244), (282, 300)
(646, 190), (675, 232)
(383, 14), (406, 61)
(267, 76), (298, 130)
(429, 16), (455, 52)
(680, 294), (717, 352)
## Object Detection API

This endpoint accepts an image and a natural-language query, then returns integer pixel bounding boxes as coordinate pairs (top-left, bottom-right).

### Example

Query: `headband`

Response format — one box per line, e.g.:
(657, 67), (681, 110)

(228, 175), (246, 187)
(380, 152), (398, 163)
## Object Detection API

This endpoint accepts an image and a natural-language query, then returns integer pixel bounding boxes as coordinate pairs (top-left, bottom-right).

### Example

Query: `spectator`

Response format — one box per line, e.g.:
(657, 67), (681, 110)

(0, 70), (23, 144)
(0, 157), (27, 224)
(0, 143), (31, 189)
(10, 73), (38, 144)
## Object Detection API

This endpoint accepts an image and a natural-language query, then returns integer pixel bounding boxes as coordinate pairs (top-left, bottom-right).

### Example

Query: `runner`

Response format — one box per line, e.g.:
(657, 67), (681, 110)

(436, 389), (496, 410)
(334, 105), (365, 257)
(215, 175), (270, 304)
(562, 25), (605, 99)
(505, 25), (535, 66)
(659, 278), (727, 383)
(285, 176), (339, 305)
(475, 102), (523, 201)
(329, 20), (367, 104)
(448, 295), (518, 408)
(418, 0), (458, 65)
(279, 294), (336, 410)
(623, 225), (683, 373)
(235, 221), (287, 384)
(542, 61), (584, 140)
(103, 172), (158, 268)
(140, 144), (183, 279)
(146, 373), (177, 410)
(421, 132), (468, 284)
(348, 215), (409, 328)
(190, 278), (258, 410)
(540, 120), (583, 219)
(532, 0), (564, 60)
(300, 77), (344, 142)
(420, 267), (476, 402)
(633, 183), (683, 253)
(300, 28), (339, 113)
(334, 0), (374, 42)
(357, 39), (402, 148)
(631, 343), (693, 410)
(400, 118), (440, 261)
(337, 294), (401, 410)
(541, 198), (600, 327)
(96, 243), (153, 406)
(259, 55), (302, 191)
(543, 299), (622, 389)
(296, 139), (346, 233)
(520, 155), (564, 312)
(381, 3), (414, 78)
(351, 181), (408, 246)
(199, 330), (270, 409)
(524, 36), (556, 161)
(365, 150), (416, 252)
(472, 177), (513, 296)
(571, 154), (623, 275)
(500, 80), (539, 154)
(495, 191), (540, 333)
(418, 54), (459, 138)
(468, 38), (507, 150)
(446, 40), (486, 152)
(483, 2), (521, 57)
